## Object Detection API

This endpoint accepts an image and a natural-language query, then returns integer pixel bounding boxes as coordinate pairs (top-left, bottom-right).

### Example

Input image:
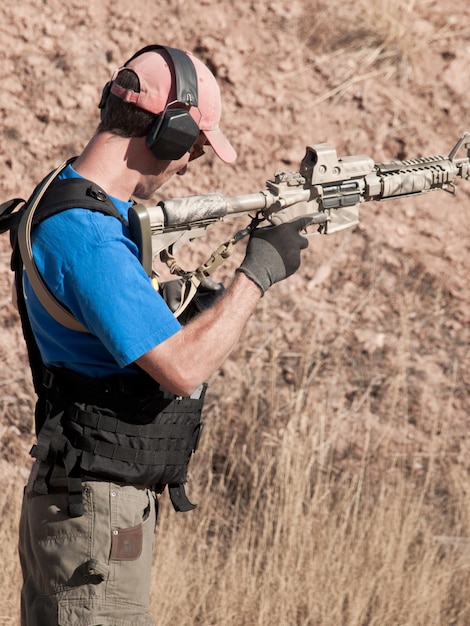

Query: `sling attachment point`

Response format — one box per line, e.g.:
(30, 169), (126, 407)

(160, 211), (264, 318)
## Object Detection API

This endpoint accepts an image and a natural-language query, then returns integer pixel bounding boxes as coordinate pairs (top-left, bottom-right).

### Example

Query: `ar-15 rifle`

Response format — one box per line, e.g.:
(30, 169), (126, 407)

(10, 132), (470, 329)
(128, 133), (470, 314)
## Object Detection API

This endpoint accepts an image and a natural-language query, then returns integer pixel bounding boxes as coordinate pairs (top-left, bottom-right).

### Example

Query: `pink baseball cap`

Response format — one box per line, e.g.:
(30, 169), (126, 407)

(110, 48), (237, 164)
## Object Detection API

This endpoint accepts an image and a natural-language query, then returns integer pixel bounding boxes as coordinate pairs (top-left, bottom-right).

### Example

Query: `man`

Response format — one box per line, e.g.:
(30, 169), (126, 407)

(17, 45), (310, 625)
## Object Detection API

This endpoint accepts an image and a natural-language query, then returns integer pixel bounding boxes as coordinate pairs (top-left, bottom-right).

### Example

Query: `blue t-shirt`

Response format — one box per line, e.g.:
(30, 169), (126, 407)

(23, 164), (182, 377)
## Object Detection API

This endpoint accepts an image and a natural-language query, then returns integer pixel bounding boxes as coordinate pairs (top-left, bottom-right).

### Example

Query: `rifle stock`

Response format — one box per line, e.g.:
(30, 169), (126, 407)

(129, 133), (470, 277)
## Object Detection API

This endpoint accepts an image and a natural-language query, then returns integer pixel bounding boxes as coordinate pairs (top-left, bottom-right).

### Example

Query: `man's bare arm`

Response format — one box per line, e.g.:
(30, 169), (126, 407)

(136, 272), (261, 396)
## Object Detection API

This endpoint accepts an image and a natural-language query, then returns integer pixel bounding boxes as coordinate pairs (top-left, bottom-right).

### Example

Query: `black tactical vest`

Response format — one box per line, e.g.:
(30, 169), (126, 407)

(1, 166), (206, 517)
(31, 365), (206, 517)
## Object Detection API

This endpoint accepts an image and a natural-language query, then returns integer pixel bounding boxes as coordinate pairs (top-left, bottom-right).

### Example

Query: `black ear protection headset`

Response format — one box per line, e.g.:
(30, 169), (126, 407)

(99, 45), (201, 161)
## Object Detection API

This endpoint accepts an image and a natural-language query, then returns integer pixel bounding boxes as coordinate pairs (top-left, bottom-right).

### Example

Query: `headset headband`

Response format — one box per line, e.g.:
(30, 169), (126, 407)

(123, 45), (198, 108)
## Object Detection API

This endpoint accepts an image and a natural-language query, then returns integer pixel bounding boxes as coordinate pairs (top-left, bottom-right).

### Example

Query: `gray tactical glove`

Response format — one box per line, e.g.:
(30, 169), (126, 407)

(237, 217), (311, 294)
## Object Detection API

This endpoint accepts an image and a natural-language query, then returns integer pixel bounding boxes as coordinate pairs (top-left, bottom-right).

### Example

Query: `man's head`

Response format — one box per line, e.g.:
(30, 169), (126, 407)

(98, 45), (236, 164)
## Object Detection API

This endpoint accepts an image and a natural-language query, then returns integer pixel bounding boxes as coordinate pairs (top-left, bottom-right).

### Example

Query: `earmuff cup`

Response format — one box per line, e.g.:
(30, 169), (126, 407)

(146, 108), (200, 161)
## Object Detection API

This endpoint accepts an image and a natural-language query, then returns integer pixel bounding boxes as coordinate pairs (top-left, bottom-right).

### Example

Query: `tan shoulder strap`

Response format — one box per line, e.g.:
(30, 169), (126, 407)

(17, 162), (89, 333)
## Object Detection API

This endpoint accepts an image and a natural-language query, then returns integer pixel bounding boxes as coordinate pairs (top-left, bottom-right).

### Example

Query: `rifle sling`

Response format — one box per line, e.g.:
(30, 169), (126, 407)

(17, 167), (128, 333)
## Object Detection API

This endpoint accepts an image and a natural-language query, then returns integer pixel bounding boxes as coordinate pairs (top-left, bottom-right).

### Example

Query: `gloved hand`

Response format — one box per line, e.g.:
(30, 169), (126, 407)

(236, 217), (311, 294)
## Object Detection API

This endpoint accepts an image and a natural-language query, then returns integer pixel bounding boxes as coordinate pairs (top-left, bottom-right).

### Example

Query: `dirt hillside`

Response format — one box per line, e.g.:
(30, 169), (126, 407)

(0, 0), (469, 608)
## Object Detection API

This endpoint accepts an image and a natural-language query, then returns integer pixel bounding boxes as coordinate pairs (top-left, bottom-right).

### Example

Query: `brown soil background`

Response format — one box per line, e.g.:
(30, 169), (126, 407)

(0, 0), (469, 620)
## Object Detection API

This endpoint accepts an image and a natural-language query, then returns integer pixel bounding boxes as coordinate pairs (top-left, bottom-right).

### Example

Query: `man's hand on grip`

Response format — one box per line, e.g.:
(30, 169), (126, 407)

(237, 217), (311, 294)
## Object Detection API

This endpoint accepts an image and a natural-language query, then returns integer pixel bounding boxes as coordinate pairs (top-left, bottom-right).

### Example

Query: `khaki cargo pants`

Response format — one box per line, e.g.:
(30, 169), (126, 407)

(19, 461), (158, 626)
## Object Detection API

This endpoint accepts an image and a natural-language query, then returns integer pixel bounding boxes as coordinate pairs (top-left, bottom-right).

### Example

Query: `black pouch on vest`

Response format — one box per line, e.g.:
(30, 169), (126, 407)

(63, 389), (205, 488)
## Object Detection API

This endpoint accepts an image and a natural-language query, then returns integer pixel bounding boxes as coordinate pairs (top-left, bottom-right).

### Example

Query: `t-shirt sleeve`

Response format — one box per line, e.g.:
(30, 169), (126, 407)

(61, 237), (182, 366)
(34, 209), (182, 369)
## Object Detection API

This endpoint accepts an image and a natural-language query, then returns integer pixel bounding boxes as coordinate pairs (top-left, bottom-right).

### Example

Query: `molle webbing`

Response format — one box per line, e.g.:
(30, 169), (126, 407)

(64, 400), (203, 471)
(32, 368), (206, 517)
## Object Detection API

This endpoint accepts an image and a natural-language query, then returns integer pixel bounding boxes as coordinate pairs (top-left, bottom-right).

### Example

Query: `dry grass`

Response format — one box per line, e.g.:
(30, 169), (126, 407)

(142, 217), (470, 625)
(0, 464), (28, 626)
(294, 0), (470, 106)
(142, 338), (470, 625)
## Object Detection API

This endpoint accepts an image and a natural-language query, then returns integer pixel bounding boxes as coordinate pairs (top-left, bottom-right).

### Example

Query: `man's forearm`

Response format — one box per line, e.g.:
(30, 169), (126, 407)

(136, 272), (262, 396)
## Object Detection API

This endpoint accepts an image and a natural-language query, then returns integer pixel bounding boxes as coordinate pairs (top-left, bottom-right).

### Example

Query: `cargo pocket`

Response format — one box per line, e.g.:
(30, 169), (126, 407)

(24, 485), (100, 595)
(107, 486), (157, 609)
(58, 599), (154, 626)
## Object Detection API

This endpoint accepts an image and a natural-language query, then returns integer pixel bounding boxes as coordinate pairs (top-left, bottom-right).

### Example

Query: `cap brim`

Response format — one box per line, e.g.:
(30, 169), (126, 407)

(203, 128), (237, 164)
